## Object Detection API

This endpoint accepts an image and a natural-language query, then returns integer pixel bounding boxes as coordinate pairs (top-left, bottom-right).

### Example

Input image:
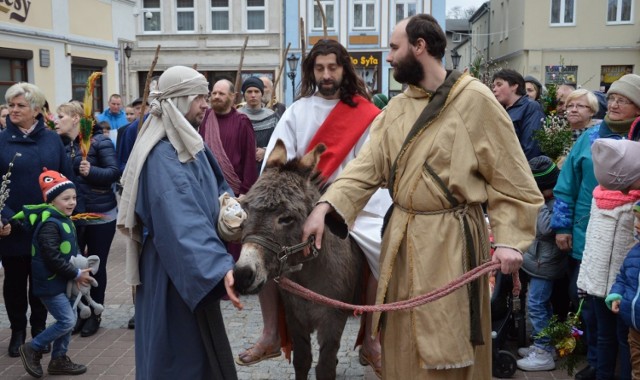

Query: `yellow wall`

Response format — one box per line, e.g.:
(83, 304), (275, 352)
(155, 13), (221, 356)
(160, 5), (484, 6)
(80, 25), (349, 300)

(68, 0), (113, 41)
(0, 40), (57, 106)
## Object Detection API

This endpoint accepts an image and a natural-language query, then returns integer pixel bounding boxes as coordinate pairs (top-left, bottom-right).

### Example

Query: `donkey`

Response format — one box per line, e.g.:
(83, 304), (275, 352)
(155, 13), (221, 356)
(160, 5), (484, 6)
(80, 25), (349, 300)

(234, 139), (364, 380)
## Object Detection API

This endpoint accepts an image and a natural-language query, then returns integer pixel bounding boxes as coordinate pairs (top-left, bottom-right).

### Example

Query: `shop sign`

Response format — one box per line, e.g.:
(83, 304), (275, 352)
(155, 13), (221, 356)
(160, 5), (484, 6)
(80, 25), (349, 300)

(601, 65), (633, 83)
(0, 0), (31, 22)
(544, 65), (578, 86)
(349, 53), (380, 68)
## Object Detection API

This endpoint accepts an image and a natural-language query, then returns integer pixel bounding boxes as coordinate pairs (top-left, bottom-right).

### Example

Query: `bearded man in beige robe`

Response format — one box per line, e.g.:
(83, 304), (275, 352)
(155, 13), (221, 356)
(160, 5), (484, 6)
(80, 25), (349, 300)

(302, 14), (543, 379)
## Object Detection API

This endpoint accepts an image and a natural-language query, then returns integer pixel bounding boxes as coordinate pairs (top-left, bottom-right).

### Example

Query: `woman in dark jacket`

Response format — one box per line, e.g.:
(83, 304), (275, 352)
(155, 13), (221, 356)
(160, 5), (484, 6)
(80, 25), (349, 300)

(55, 101), (120, 337)
(0, 83), (73, 357)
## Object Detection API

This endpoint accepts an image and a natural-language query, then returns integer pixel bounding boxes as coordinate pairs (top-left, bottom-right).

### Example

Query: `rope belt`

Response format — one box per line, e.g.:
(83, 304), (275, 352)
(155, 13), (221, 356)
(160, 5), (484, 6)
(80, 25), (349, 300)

(392, 202), (475, 273)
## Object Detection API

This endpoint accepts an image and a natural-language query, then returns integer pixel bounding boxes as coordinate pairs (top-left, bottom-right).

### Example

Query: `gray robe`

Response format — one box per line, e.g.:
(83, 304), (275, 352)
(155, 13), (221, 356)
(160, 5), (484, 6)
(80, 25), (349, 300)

(134, 140), (237, 379)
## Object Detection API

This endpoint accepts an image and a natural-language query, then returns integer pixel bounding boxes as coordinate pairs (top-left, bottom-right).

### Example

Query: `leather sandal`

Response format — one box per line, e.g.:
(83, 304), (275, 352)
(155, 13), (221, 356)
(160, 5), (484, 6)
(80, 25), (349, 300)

(359, 346), (382, 379)
(235, 342), (281, 366)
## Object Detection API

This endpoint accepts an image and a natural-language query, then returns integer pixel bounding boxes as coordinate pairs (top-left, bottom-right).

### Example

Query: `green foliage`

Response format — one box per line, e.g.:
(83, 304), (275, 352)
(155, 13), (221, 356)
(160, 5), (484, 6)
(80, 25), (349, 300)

(534, 81), (573, 161)
(534, 113), (572, 161)
(536, 299), (585, 376)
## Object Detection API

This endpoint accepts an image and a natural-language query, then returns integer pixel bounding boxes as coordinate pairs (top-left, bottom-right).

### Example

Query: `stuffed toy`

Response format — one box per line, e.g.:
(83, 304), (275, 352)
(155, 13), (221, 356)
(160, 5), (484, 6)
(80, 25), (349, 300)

(66, 255), (105, 319)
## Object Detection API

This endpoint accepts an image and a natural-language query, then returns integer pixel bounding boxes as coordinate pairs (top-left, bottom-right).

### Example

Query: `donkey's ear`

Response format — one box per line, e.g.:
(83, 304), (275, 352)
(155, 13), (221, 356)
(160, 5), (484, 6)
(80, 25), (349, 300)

(300, 143), (326, 170)
(265, 139), (287, 168)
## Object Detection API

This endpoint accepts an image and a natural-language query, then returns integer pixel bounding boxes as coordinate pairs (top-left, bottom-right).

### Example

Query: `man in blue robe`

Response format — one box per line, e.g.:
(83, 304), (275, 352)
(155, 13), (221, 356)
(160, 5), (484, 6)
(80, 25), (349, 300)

(117, 66), (242, 380)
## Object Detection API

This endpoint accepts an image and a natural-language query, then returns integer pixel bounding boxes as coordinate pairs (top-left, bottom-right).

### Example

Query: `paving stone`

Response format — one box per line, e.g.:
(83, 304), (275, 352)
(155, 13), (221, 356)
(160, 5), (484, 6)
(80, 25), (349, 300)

(0, 232), (581, 379)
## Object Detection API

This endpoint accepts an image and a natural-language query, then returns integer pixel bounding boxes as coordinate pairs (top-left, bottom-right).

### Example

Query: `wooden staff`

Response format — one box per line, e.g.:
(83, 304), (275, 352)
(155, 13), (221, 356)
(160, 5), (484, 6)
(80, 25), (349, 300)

(268, 43), (291, 108)
(137, 44), (161, 131)
(234, 36), (250, 105)
(315, 0), (328, 39)
(300, 18), (306, 61)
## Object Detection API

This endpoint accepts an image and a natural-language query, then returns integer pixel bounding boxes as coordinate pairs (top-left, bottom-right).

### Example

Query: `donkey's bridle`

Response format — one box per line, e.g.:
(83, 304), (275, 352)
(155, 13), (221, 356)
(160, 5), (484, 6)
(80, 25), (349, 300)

(242, 234), (319, 277)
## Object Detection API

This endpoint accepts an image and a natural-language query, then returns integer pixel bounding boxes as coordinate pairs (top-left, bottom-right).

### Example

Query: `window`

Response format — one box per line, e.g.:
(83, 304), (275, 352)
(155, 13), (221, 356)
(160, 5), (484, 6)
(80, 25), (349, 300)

(353, 0), (376, 29)
(71, 66), (104, 114)
(176, 0), (194, 32)
(452, 33), (462, 42)
(550, 0), (575, 25)
(394, 0), (417, 24)
(313, 0), (336, 31)
(607, 0), (632, 23)
(210, 0), (229, 31)
(143, 0), (161, 32)
(247, 0), (265, 31)
(0, 58), (28, 101)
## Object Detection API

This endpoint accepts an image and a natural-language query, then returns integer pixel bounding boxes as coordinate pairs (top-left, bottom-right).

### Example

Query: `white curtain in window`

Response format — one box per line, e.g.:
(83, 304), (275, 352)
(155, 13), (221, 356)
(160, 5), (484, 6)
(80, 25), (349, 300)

(177, 11), (194, 31)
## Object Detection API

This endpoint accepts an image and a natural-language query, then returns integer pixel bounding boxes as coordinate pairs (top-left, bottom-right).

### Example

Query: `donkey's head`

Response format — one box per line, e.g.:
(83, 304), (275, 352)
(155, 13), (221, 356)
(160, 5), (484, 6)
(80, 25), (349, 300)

(234, 139), (326, 294)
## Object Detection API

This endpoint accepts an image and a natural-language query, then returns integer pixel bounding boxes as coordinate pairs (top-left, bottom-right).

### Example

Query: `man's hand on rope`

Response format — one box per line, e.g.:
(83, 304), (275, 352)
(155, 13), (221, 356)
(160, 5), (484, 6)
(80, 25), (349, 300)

(492, 246), (523, 274)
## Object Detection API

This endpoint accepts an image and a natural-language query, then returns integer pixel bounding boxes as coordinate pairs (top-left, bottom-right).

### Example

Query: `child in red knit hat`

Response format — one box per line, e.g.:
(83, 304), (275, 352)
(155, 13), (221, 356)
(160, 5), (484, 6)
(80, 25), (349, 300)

(17, 168), (92, 378)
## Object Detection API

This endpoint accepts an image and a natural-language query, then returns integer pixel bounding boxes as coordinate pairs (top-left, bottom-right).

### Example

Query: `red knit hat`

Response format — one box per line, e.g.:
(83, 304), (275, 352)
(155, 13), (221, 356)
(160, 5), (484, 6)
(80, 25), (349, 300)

(39, 168), (75, 203)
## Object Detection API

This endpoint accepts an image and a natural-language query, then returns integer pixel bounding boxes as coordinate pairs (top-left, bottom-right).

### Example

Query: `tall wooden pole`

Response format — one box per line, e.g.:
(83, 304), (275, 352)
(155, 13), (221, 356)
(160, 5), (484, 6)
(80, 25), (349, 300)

(315, 0), (328, 39)
(269, 43), (291, 108)
(137, 44), (161, 131)
(234, 36), (250, 105)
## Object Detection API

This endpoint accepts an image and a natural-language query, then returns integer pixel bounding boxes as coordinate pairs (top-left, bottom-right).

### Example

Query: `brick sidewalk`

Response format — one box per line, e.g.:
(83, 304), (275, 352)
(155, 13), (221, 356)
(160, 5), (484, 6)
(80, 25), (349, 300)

(0, 232), (579, 379)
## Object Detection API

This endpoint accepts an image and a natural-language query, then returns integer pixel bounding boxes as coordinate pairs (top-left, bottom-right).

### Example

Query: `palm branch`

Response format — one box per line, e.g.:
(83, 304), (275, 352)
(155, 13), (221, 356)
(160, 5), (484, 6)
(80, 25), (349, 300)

(79, 72), (102, 159)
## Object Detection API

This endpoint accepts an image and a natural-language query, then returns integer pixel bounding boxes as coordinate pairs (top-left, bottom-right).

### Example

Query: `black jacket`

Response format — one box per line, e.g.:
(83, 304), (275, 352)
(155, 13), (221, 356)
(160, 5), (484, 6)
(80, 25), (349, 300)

(0, 116), (73, 258)
(65, 127), (119, 213)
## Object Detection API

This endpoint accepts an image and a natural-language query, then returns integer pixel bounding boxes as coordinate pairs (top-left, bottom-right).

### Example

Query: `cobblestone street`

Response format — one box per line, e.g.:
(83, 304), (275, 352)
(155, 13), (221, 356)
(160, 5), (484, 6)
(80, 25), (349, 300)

(0, 232), (578, 379)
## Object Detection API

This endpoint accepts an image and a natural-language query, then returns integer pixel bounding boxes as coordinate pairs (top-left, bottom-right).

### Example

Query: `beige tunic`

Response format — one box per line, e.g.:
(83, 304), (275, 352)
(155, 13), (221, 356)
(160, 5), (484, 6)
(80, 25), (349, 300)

(320, 74), (543, 379)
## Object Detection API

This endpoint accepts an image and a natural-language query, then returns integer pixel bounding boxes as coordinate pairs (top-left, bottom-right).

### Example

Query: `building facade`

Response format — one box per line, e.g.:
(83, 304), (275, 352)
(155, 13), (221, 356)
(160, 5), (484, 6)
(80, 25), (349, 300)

(466, 0), (639, 91)
(0, 0), (136, 112)
(284, 0), (445, 103)
(127, 0), (285, 105)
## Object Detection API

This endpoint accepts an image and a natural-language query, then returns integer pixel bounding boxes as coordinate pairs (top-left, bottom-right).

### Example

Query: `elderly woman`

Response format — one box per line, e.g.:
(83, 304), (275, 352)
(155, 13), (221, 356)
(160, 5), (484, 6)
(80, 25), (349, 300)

(54, 101), (119, 337)
(564, 89), (600, 143)
(0, 83), (73, 357)
(552, 73), (640, 380)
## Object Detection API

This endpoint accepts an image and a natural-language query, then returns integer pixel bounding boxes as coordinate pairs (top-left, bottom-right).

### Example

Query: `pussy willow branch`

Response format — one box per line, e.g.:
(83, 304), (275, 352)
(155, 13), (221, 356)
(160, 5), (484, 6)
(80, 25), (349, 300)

(0, 152), (22, 216)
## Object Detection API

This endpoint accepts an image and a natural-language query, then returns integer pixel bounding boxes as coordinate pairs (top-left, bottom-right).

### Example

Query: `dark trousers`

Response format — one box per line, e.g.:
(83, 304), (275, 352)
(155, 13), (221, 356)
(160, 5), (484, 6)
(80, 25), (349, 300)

(2, 255), (47, 332)
(592, 296), (631, 380)
(78, 220), (116, 305)
(628, 328), (640, 380)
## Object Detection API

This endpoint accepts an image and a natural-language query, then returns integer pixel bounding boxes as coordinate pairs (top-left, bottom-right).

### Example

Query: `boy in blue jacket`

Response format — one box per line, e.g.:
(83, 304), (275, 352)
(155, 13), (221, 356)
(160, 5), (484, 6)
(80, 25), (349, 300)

(17, 169), (92, 378)
(607, 201), (640, 379)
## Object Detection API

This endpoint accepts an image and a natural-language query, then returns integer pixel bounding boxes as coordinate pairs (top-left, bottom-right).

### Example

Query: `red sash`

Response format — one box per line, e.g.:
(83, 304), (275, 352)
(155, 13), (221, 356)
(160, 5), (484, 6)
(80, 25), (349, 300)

(305, 95), (381, 180)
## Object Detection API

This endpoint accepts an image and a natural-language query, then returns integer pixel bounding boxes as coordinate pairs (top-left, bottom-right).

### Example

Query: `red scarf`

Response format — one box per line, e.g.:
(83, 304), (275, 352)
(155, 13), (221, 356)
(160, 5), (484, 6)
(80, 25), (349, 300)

(200, 109), (242, 195)
(305, 95), (380, 180)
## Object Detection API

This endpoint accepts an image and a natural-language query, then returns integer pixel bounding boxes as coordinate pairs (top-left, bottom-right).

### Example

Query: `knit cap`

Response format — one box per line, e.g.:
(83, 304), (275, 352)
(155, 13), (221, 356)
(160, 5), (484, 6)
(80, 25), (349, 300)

(241, 76), (264, 95)
(529, 156), (559, 191)
(608, 74), (640, 109)
(524, 75), (542, 91)
(39, 168), (75, 203)
(591, 138), (640, 191)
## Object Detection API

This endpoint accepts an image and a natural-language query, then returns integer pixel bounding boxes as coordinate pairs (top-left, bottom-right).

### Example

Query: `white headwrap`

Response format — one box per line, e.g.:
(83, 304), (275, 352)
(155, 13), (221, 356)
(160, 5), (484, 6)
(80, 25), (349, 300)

(117, 66), (209, 285)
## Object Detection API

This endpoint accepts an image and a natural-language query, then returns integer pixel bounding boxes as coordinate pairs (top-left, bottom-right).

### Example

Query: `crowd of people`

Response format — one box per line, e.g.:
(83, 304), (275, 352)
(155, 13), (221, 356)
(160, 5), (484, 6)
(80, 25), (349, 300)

(0, 13), (639, 380)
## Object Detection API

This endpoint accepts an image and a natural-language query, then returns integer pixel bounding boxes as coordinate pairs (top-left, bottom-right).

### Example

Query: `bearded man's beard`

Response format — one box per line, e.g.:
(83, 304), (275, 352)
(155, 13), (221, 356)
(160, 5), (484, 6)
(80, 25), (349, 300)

(392, 53), (424, 86)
